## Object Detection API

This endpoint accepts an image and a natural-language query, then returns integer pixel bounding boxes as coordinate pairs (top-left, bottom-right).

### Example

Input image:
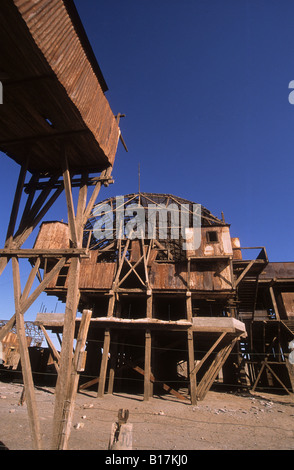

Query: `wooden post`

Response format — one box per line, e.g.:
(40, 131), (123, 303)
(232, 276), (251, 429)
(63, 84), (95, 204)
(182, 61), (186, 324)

(0, 162), (28, 276)
(186, 292), (192, 321)
(51, 257), (81, 449)
(107, 291), (116, 317)
(12, 257), (43, 450)
(197, 338), (238, 400)
(146, 292), (153, 318)
(269, 286), (280, 320)
(40, 325), (60, 372)
(58, 309), (92, 450)
(97, 329), (111, 397)
(108, 409), (132, 450)
(5, 161), (28, 248)
(186, 294), (197, 403)
(144, 330), (152, 401)
(187, 329), (197, 405)
(52, 158), (83, 449)
(107, 333), (118, 395)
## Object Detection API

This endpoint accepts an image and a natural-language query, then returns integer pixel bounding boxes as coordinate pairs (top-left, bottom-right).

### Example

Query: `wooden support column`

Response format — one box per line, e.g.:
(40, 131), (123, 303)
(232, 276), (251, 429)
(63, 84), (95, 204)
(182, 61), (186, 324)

(107, 332), (118, 395)
(187, 329), (197, 405)
(97, 329), (110, 398)
(51, 256), (81, 449)
(51, 158), (110, 448)
(5, 161), (28, 248)
(269, 286), (280, 320)
(197, 338), (238, 401)
(107, 291), (116, 317)
(0, 162), (28, 276)
(58, 309), (92, 450)
(186, 293), (197, 403)
(98, 329), (111, 397)
(52, 154), (84, 449)
(40, 325), (60, 372)
(0, 171), (63, 278)
(146, 292), (153, 318)
(0, 256), (66, 343)
(144, 329), (152, 401)
(12, 257), (43, 450)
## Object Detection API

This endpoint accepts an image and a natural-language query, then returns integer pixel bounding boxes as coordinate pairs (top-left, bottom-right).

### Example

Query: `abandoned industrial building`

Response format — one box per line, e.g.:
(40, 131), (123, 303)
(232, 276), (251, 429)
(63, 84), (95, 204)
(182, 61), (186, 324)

(0, 0), (293, 451)
(30, 191), (294, 404)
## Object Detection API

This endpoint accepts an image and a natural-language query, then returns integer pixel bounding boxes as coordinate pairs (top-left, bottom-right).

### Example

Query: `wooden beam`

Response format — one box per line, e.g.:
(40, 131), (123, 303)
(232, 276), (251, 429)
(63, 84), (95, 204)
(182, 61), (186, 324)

(235, 259), (255, 287)
(186, 294), (192, 322)
(193, 332), (226, 376)
(269, 286), (280, 320)
(0, 162), (28, 276)
(118, 255), (145, 287)
(12, 257), (43, 450)
(62, 153), (78, 247)
(58, 309), (92, 450)
(75, 173), (88, 245)
(132, 365), (189, 401)
(97, 329), (111, 397)
(5, 161), (28, 248)
(146, 293), (153, 319)
(40, 325), (60, 371)
(107, 333), (118, 395)
(197, 338), (238, 401)
(0, 248), (86, 257)
(21, 257), (67, 315)
(187, 330), (197, 405)
(144, 330), (152, 401)
(264, 361), (292, 395)
(51, 257), (81, 450)
(0, 174), (64, 277)
(83, 166), (113, 225)
(21, 258), (41, 302)
(107, 292), (116, 317)
(113, 239), (130, 286)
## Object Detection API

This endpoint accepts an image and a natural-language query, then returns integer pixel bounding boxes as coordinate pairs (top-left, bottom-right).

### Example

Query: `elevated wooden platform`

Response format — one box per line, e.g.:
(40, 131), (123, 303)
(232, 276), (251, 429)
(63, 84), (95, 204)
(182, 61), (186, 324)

(36, 313), (247, 403)
(0, 0), (120, 173)
(35, 313), (246, 336)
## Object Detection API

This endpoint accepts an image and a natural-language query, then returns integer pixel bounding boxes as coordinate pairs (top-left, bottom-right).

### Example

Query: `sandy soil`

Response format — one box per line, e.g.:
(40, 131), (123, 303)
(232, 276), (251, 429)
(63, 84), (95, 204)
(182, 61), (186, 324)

(0, 381), (293, 451)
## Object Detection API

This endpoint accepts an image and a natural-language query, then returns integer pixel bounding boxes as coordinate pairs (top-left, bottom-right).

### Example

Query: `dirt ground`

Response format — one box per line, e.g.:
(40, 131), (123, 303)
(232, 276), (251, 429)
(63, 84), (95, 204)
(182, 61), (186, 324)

(0, 381), (293, 451)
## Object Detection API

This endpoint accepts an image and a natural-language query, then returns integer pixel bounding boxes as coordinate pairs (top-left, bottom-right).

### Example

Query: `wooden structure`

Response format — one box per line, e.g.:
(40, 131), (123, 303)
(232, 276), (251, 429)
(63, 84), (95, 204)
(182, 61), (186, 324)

(0, 0), (123, 450)
(234, 258), (294, 394)
(35, 193), (248, 406)
(35, 193), (294, 403)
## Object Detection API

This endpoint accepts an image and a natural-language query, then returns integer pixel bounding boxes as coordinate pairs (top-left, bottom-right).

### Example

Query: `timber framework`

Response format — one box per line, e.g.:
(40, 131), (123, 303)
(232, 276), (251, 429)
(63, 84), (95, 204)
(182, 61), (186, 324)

(0, 0), (124, 450)
(31, 192), (294, 406)
(0, 0), (293, 452)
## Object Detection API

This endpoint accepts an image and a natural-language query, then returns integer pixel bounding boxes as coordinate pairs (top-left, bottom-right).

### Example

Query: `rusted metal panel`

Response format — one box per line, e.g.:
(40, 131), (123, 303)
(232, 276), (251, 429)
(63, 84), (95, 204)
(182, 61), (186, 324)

(78, 260), (115, 289)
(149, 262), (232, 291)
(281, 293), (294, 319)
(0, 0), (120, 172)
(187, 227), (232, 258)
(130, 240), (141, 263)
(259, 262), (294, 279)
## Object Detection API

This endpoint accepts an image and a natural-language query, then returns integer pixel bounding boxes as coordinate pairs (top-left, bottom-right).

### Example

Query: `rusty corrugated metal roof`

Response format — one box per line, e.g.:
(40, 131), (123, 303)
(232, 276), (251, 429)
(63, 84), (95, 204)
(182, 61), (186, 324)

(0, 0), (120, 173)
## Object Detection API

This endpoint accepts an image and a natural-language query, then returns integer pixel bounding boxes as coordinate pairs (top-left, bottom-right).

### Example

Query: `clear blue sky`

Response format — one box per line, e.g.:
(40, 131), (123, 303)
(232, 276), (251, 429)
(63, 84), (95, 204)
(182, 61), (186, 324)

(0, 0), (294, 322)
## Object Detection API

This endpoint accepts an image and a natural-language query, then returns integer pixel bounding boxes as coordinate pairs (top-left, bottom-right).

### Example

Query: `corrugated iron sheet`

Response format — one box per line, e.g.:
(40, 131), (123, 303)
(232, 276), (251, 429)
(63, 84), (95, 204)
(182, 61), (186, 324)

(260, 262), (294, 279)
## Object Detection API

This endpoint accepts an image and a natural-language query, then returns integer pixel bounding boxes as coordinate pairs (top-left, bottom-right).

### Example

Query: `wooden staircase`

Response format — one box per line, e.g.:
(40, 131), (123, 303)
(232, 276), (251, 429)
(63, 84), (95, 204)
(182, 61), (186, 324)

(233, 247), (268, 321)
(237, 278), (259, 321)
